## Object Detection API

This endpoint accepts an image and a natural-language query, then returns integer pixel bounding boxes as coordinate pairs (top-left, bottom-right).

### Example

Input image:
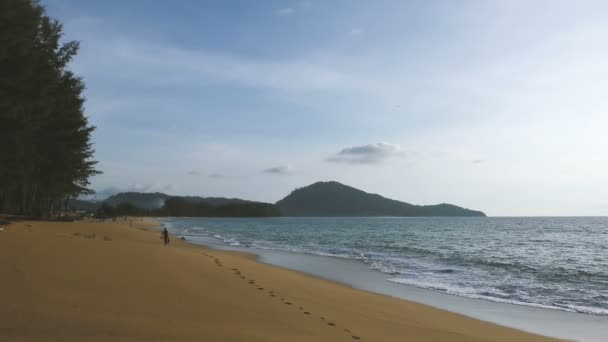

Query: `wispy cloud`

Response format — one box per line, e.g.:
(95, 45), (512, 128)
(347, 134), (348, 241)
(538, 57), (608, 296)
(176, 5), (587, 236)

(277, 7), (294, 16)
(186, 170), (201, 175)
(72, 30), (360, 93)
(208, 173), (224, 179)
(350, 28), (363, 36)
(263, 165), (293, 174)
(327, 142), (404, 164)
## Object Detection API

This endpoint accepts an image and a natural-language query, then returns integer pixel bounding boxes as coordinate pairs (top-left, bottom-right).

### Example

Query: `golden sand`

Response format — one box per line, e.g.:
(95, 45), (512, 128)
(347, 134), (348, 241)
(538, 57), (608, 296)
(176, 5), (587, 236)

(0, 219), (559, 341)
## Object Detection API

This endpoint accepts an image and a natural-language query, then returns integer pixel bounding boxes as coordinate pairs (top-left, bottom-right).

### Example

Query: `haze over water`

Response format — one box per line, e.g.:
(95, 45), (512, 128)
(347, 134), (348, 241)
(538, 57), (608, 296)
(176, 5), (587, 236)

(164, 216), (608, 316)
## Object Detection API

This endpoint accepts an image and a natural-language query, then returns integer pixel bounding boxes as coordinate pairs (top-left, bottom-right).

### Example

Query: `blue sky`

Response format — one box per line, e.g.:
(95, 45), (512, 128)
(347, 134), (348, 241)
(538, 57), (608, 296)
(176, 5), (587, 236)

(45, 0), (608, 216)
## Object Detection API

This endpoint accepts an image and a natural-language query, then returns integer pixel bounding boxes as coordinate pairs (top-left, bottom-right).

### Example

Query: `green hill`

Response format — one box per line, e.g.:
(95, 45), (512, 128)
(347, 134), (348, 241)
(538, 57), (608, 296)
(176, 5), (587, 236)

(71, 192), (279, 217)
(276, 181), (485, 217)
(102, 192), (252, 210)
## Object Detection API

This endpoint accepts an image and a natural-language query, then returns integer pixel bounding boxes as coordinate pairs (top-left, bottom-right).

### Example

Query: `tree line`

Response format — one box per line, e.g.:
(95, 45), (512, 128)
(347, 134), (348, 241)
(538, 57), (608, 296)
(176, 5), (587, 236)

(96, 198), (282, 218)
(0, 0), (99, 217)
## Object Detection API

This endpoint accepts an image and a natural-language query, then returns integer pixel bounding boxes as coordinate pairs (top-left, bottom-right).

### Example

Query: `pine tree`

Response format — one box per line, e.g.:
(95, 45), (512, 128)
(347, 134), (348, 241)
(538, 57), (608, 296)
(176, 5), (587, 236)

(0, 0), (100, 217)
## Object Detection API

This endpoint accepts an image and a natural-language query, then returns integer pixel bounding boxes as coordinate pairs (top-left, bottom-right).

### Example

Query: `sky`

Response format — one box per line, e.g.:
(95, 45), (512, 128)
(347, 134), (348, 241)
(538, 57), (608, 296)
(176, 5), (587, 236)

(44, 0), (608, 216)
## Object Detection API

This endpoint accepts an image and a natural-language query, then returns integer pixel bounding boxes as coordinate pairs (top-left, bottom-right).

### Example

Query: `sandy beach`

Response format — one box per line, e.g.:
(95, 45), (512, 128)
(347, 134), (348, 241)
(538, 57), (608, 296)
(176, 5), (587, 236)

(0, 219), (559, 342)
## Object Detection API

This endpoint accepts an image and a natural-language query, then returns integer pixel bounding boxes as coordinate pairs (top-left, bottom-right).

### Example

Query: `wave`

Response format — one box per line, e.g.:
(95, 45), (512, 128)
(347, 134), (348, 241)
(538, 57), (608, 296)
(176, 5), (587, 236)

(163, 219), (608, 317)
(212, 234), (242, 246)
(387, 278), (608, 316)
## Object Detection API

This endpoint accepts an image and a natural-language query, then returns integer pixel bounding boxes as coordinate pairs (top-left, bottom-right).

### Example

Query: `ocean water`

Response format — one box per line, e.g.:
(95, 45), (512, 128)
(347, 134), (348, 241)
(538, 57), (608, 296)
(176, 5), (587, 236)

(162, 217), (608, 316)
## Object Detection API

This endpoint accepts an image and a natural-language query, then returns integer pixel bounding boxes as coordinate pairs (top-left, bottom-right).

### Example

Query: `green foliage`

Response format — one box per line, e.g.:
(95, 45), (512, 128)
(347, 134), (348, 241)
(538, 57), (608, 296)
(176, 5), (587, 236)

(214, 202), (282, 217)
(276, 181), (486, 217)
(95, 202), (116, 219)
(94, 196), (282, 218)
(0, 0), (100, 217)
(102, 192), (254, 210)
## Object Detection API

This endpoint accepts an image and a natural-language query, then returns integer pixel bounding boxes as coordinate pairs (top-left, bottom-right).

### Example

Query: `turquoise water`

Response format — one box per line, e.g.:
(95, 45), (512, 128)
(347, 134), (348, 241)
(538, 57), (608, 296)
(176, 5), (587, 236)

(163, 217), (608, 316)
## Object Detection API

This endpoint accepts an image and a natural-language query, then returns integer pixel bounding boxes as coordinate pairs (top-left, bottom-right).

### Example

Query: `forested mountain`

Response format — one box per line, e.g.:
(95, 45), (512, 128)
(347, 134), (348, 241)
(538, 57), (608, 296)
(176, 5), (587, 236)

(101, 192), (252, 210)
(76, 183), (484, 218)
(103, 192), (170, 210)
(276, 181), (486, 217)
(154, 197), (280, 217)
(68, 199), (101, 212)
(0, 0), (99, 217)
(70, 192), (279, 218)
(92, 193), (280, 218)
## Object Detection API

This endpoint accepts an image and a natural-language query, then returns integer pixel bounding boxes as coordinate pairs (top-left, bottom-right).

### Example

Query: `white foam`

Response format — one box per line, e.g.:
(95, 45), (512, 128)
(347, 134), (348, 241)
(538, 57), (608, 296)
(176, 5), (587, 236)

(160, 218), (608, 318)
(212, 234), (242, 247)
(387, 277), (608, 315)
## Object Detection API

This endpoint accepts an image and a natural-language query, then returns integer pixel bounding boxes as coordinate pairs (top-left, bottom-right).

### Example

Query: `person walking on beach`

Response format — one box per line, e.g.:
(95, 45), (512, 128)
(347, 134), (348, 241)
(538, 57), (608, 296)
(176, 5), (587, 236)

(161, 227), (170, 246)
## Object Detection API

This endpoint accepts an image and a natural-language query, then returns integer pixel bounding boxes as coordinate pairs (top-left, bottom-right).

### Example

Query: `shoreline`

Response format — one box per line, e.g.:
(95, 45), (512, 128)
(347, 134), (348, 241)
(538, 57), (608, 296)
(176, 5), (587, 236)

(1, 218), (563, 341)
(160, 218), (608, 342)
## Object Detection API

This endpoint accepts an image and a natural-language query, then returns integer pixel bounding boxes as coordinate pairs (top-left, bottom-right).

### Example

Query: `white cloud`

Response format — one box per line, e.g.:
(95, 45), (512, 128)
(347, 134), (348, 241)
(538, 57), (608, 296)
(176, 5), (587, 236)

(327, 142), (404, 164)
(72, 31), (361, 93)
(277, 7), (294, 16)
(68, 3), (608, 215)
(350, 28), (363, 36)
(263, 165), (293, 174)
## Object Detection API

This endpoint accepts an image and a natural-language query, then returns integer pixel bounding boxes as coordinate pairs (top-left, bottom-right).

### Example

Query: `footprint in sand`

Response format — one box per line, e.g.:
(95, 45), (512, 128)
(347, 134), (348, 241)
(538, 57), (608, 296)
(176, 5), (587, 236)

(217, 273), (358, 339)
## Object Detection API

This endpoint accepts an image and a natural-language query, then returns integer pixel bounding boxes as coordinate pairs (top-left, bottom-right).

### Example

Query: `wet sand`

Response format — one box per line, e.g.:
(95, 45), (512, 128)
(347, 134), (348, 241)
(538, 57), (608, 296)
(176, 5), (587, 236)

(0, 219), (559, 341)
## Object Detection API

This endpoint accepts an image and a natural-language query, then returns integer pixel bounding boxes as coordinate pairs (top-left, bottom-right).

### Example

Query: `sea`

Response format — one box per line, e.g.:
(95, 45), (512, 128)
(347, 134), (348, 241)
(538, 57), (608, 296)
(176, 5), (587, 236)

(162, 216), (608, 317)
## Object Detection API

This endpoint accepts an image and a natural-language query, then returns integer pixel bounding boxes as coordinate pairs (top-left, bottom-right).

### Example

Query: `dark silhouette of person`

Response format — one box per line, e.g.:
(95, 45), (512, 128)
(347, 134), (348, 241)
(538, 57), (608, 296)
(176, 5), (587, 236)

(161, 227), (170, 246)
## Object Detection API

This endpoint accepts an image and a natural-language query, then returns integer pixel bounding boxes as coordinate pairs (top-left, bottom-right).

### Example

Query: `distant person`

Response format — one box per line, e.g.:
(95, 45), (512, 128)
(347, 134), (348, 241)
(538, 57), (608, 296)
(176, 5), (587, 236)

(161, 227), (170, 246)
